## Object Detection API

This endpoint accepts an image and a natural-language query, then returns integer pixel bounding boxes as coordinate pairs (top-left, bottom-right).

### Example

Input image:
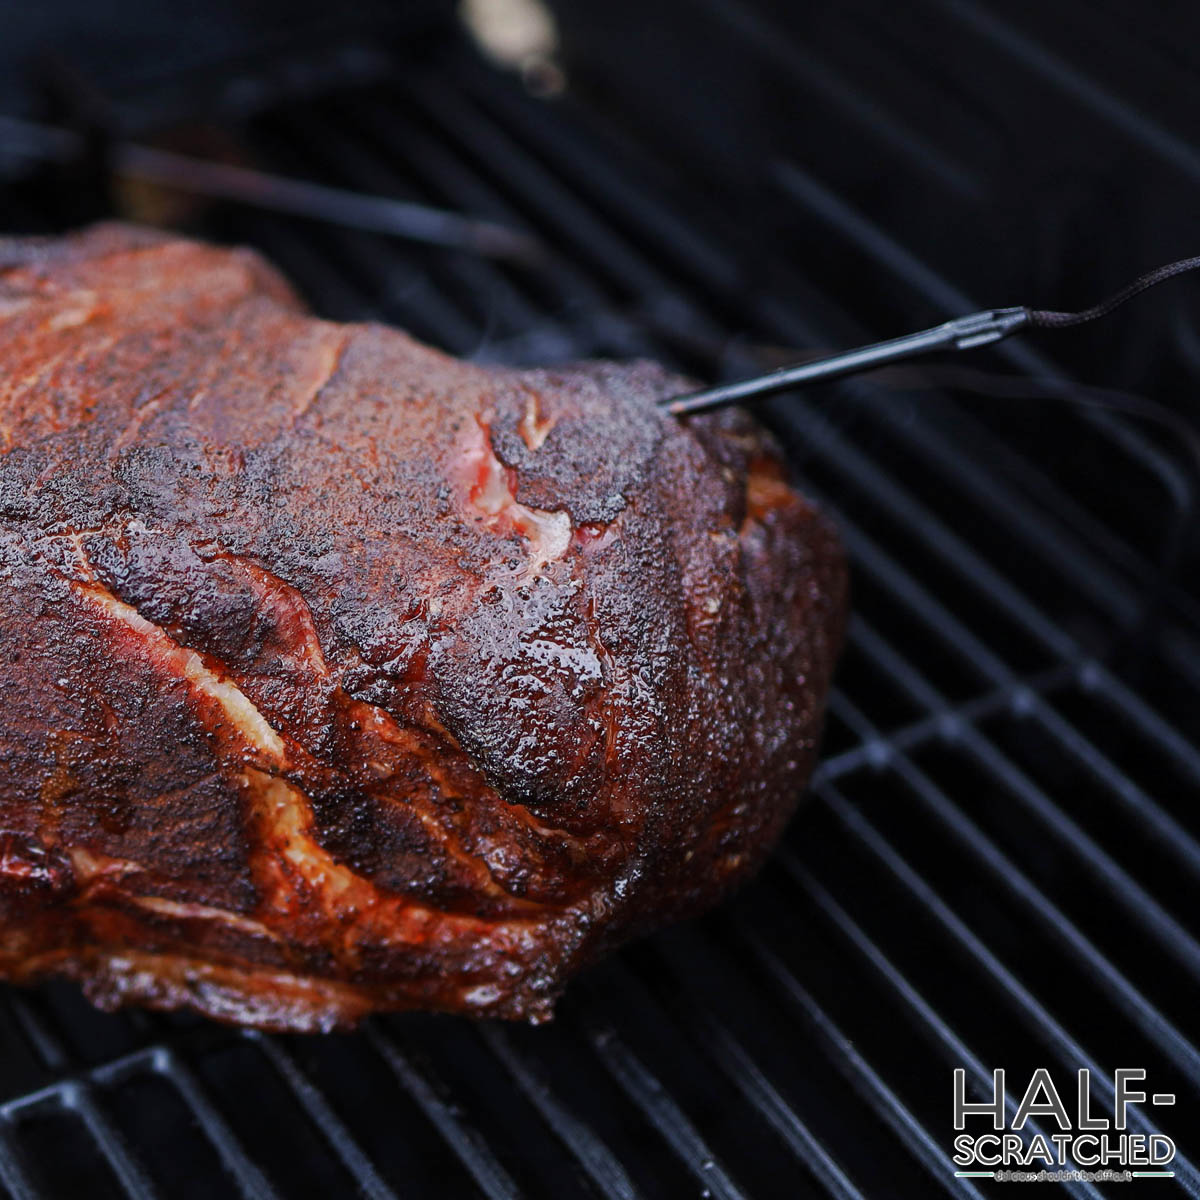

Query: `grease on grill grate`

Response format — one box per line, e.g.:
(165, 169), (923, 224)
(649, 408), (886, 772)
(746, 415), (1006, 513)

(1, 12), (1200, 1200)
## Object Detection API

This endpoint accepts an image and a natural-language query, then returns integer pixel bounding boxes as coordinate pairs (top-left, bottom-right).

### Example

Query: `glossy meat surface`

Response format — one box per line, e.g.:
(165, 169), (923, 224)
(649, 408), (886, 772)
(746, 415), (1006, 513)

(0, 225), (846, 1029)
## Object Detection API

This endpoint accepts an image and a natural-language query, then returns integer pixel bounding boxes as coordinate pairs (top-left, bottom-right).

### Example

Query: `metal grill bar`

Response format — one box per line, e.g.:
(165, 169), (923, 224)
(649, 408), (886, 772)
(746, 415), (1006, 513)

(823, 501), (1200, 867)
(779, 862), (1105, 1200)
(925, 0), (1200, 182)
(683, 0), (981, 198)
(148, 1051), (279, 1200)
(578, 1016), (749, 1200)
(449, 56), (754, 297)
(204, 72), (1200, 1190)
(672, 1008), (864, 1200)
(840, 619), (1200, 981)
(0, 1125), (38, 1200)
(815, 781), (1200, 1194)
(402, 81), (679, 302)
(814, 678), (1049, 783)
(888, 751), (1200, 1081)
(955, 725), (1200, 977)
(244, 1033), (397, 1200)
(265, 107), (552, 350)
(791, 411), (1082, 661)
(335, 91), (635, 314)
(362, 1022), (522, 1200)
(595, 945), (866, 1199)
(737, 927), (986, 1199)
(65, 1086), (158, 1200)
(1022, 692), (1200, 873)
(853, 397), (1195, 634)
(0, 1007), (280, 1200)
(476, 1027), (640, 1200)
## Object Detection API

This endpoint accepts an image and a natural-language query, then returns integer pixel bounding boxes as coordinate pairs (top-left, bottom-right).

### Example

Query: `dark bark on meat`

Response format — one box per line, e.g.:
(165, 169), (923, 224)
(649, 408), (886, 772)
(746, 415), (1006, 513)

(0, 224), (846, 1030)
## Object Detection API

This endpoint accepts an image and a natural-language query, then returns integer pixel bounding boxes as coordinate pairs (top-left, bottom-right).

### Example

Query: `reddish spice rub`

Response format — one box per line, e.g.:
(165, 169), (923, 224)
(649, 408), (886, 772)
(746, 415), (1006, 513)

(0, 224), (846, 1030)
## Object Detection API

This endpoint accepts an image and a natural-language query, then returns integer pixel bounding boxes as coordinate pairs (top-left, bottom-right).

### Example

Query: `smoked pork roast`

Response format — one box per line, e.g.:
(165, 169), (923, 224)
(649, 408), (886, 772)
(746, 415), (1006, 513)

(0, 224), (846, 1030)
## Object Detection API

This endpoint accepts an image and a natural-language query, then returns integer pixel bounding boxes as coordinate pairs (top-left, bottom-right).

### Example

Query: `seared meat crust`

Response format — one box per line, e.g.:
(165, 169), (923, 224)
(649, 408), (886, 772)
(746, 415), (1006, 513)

(0, 225), (845, 1029)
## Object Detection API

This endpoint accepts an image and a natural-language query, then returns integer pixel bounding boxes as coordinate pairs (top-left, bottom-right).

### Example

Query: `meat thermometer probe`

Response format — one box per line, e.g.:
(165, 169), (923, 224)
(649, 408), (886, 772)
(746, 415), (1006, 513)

(663, 255), (1200, 416)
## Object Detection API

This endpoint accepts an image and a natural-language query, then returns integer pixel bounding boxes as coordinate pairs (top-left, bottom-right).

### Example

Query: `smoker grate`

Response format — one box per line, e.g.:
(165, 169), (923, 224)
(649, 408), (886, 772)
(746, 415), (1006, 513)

(1, 9), (1199, 1197)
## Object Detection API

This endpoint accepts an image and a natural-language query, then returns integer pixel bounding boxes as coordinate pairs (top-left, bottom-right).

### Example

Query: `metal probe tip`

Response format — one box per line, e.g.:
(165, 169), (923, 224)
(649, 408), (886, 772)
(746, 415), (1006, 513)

(662, 307), (1031, 416)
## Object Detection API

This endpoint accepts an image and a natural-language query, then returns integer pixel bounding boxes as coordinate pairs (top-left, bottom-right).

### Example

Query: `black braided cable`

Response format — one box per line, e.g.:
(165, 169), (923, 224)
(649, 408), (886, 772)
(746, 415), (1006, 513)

(1027, 254), (1200, 328)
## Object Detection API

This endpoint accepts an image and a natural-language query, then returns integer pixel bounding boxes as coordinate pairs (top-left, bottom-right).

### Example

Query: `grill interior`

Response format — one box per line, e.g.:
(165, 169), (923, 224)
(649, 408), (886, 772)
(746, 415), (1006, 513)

(2, 5), (1200, 1196)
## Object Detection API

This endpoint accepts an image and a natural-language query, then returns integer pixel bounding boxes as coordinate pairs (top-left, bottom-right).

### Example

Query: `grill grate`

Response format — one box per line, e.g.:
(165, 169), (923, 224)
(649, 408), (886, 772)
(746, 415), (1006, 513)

(1, 11), (1199, 1197)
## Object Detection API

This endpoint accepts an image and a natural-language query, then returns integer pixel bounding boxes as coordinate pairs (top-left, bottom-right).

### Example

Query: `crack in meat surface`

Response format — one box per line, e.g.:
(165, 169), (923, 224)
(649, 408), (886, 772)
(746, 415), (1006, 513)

(458, 413), (573, 571)
(0, 224), (846, 1029)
